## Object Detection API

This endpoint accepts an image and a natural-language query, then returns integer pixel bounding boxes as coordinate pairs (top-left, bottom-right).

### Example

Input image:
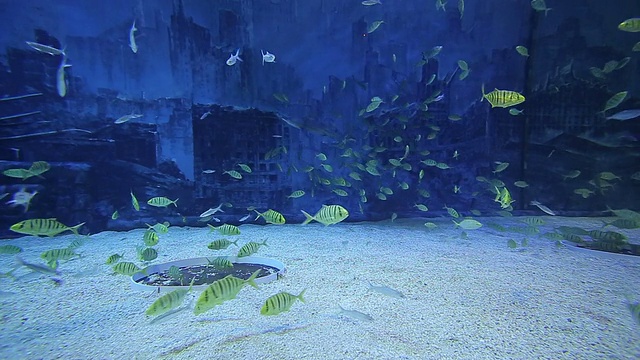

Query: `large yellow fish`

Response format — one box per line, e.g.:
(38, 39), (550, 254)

(301, 205), (349, 226)
(10, 218), (84, 237)
(619, 18), (640, 32)
(481, 84), (525, 108)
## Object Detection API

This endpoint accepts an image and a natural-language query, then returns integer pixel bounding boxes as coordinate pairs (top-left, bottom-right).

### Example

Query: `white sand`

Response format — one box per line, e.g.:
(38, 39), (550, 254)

(1, 216), (639, 359)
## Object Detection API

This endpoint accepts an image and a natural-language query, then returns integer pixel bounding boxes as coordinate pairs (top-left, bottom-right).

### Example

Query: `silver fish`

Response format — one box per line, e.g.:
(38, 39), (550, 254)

(338, 305), (373, 322)
(606, 109), (640, 121)
(56, 56), (71, 98)
(15, 257), (60, 275)
(239, 213), (251, 222)
(129, 20), (138, 53)
(226, 49), (243, 66)
(199, 203), (225, 218)
(368, 282), (405, 298)
(25, 41), (65, 56)
(530, 200), (556, 216)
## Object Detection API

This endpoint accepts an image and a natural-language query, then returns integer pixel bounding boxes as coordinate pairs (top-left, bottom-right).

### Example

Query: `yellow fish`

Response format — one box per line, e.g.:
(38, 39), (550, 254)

(619, 18), (640, 32)
(301, 205), (349, 226)
(481, 84), (525, 108)
(260, 290), (306, 316)
(254, 209), (285, 224)
(10, 218), (84, 237)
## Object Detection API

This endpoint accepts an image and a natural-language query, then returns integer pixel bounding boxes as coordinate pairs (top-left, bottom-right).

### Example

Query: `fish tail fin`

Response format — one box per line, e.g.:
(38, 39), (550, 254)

(481, 83), (486, 101)
(172, 198), (179, 207)
(600, 221), (609, 229)
(452, 220), (460, 228)
(70, 222), (85, 235)
(301, 210), (315, 225)
(261, 239), (268, 247)
(207, 224), (216, 232)
(297, 289), (306, 303)
(254, 209), (262, 221)
(231, 239), (239, 247)
(246, 269), (261, 289)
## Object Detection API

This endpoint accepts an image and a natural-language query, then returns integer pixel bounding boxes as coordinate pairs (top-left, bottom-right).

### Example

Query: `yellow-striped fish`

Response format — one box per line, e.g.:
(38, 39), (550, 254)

(41, 248), (78, 263)
(143, 229), (159, 246)
(301, 205), (349, 226)
(146, 222), (169, 234)
(260, 289), (306, 316)
(146, 278), (196, 317)
(481, 84), (525, 108)
(207, 239), (238, 250)
(237, 240), (268, 257)
(193, 270), (261, 315)
(619, 18), (640, 32)
(254, 209), (286, 224)
(113, 261), (142, 276)
(147, 197), (178, 208)
(10, 218), (84, 237)
(208, 223), (241, 235)
(105, 253), (124, 265)
(130, 191), (140, 211)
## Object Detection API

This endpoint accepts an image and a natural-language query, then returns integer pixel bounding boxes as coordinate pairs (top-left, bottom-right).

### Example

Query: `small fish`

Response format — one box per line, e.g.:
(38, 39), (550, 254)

(509, 108), (523, 116)
(56, 56), (71, 98)
(261, 50), (276, 65)
(10, 218), (84, 237)
(25, 41), (65, 56)
(5, 187), (38, 212)
(226, 48), (243, 66)
(224, 170), (243, 179)
(114, 113), (143, 124)
(113, 261), (142, 276)
(146, 222), (169, 234)
(130, 191), (140, 211)
(208, 239), (239, 250)
(239, 213), (252, 222)
(633, 42), (640, 51)
(453, 219), (483, 230)
(602, 91), (628, 113)
(200, 203), (225, 218)
(514, 181), (529, 188)
(0, 245), (23, 255)
(15, 257), (60, 275)
(139, 247), (158, 261)
(366, 97), (383, 112)
(530, 0), (551, 16)
(254, 209), (286, 224)
(493, 161), (510, 173)
(368, 282), (405, 298)
(146, 278), (195, 317)
(287, 190), (306, 199)
(619, 18), (640, 32)
(301, 205), (349, 226)
(200, 111), (212, 120)
(530, 200), (556, 216)
(143, 229), (159, 246)
(105, 253), (124, 265)
(208, 223), (241, 235)
(238, 239), (268, 257)
(237, 163), (252, 173)
(507, 239), (518, 249)
(414, 204), (429, 212)
(361, 0), (382, 5)
(111, 210), (119, 220)
(458, 0), (464, 19)
(147, 197), (178, 208)
(515, 46), (529, 57)
(481, 84), (525, 108)
(367, 21), (384, 34)
(338, 305), (373, 322)
(606, 109), (640, 121)
(453, 185), (461, 194)
(207, 256), (234, 269)
(194, 270), (261, 315)
(261, 290), (306, 316)
(443, 205), (459, 218)
(562, 170), (581, 180)
(41, 248), (79, 264)
(129, 20), (138, 53)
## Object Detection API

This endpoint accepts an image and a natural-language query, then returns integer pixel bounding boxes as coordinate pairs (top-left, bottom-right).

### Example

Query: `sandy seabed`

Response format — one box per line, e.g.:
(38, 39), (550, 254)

(0, 216), (639, 360)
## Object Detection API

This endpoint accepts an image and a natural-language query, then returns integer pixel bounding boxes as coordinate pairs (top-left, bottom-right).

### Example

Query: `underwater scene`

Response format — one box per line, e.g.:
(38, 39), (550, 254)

(1, 0), (640, 358)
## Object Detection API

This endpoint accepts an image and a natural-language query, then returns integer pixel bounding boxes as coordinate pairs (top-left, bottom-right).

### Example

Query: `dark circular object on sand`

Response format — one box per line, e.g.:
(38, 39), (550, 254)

(130, 256), (286, 293)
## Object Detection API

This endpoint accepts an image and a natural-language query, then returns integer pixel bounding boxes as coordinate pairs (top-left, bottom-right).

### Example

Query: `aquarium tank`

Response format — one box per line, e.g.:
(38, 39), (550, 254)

(1, 0), (639, 359)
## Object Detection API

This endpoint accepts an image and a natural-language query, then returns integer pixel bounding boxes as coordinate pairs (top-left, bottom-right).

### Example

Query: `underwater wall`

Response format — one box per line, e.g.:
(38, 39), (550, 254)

(0, 0), (639, 237)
